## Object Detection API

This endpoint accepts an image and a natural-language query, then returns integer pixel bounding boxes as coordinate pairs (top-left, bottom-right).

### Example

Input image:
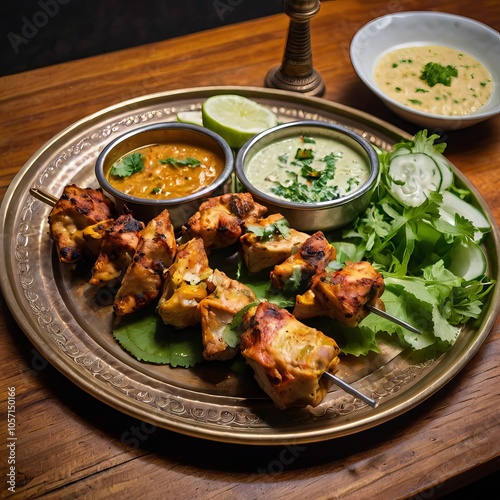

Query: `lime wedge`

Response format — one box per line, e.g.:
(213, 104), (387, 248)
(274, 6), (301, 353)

(202, 95), (279, 149)
(176, 110), (203, 126)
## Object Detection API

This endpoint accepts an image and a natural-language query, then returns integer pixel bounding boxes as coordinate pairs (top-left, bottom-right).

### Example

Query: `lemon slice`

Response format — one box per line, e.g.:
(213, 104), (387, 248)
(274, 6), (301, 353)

(176, 110), (203, 126)
(202, 94), (279, 149)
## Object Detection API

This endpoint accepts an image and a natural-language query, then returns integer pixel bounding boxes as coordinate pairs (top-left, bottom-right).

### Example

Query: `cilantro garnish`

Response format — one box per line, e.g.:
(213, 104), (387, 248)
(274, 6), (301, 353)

(295, 148), (314, 160)
(278, 153), (288, 164)
(420, 62), (458, 87)
(271, 148), (342, 203)
(301, 135), (316, 144)
(110, 152), (144, 177)
(160, 157), (202, 167)
(246, 217), (291, 240)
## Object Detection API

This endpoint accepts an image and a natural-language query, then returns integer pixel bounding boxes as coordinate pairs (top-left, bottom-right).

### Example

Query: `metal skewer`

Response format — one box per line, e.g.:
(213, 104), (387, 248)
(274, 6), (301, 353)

(322, 372), (379, 408)
(30, 187), (58, 207)
(366, 304), (422, 334)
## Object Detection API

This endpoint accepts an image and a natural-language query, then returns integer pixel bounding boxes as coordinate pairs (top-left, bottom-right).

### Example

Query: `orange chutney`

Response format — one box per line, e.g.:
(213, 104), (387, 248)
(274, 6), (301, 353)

(107, 143), (225, 200)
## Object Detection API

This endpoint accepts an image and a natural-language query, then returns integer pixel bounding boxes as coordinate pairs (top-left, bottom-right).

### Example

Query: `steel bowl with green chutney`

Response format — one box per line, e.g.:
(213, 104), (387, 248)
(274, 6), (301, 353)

(235, 120), (379, 231)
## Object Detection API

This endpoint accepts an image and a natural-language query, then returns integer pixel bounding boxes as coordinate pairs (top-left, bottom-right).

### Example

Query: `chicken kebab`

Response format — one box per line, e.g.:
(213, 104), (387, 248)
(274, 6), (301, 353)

(46, 184), (385, 409)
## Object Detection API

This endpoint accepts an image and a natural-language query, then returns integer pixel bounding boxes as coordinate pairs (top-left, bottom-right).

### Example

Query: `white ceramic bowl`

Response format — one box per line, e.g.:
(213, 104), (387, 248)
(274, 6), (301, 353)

(350, 11), (500, 130)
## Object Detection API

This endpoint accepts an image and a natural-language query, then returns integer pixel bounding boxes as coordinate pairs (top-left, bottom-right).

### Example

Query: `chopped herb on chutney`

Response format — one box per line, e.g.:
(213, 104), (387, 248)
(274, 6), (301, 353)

(295, 148), (314, 160)
(271, 148), (344, 203)
(420, 62), (458, 87)
(301, 135), (316, 144)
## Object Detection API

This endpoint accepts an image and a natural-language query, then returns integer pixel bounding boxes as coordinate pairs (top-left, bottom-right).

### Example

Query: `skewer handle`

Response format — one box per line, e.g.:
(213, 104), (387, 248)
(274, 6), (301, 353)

(323, 372), (379, 408)
(30, 188), (58, 207)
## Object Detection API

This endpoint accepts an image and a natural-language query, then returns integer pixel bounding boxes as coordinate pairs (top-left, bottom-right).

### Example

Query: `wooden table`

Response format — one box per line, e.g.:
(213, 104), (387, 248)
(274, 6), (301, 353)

(1, 1), (499, 498)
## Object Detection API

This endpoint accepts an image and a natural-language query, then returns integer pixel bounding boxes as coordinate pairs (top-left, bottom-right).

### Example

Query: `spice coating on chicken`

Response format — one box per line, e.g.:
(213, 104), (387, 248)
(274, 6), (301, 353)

(48, 184), (117, 263)
(270, 231), (336, 291)
(89, 214), (145, 287)
(293, 289), (327, 320)
(240, 302), (341, 409)
(240, 214), (310, 273)
(295, 261), (385, 327)
(114, 209), (177, 316)
(198, 270), (258, 361)
(182, 193), (267, 250)
(79, 219), (115, 257)
(157, 238), (213, 329)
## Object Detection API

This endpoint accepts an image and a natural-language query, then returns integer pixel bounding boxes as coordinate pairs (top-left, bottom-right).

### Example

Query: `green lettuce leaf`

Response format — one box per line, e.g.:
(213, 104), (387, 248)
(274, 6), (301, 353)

(113, 308), (204, 367)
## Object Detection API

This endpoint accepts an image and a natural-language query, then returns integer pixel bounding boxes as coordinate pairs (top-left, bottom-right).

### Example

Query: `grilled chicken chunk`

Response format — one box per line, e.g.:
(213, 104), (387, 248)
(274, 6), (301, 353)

(182, 193), (267, 250)
(78, 219), (115, 257)
(240, 302), (341, 409)
(48, 184), (116, 263)
(89, 214), (145, 287)
(270, 231), (336, 291)
(293, 289), (326, 320)
(294, 261), (385, 327)
(198, 270), (258, 361)
(114, 210), (177, 316)
(240, 214), (310, 273)
(157, 238), (213, 329)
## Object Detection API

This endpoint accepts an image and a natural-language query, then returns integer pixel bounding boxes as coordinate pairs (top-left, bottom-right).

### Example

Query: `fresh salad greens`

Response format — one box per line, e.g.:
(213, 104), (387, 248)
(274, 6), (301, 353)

(113, 130), (495, 366)
(327, 130), (495, 356)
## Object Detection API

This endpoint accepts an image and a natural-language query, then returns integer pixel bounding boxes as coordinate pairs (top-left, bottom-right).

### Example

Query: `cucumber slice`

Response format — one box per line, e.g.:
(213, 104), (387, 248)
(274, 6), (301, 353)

(390, 147), (412, 158)
(431, 152), (453, 190)
(447, 239), (487, 281)
(439, 191), (491, 242)
(388, 153), (442, 207)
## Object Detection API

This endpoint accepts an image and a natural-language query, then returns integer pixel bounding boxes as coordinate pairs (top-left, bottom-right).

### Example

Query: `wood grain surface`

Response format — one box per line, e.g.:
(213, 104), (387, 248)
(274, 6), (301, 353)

(1, 1), (499, 498)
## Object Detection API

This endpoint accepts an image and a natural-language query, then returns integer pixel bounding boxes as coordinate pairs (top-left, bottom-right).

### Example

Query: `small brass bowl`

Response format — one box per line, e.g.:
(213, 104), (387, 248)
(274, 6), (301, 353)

(235, 120), (379, 231)
(95, 122), (234, 227)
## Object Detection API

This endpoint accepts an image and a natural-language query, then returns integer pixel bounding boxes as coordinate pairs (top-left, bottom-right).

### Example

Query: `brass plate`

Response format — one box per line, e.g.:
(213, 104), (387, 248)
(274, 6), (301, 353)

(1, 86), (499, 445)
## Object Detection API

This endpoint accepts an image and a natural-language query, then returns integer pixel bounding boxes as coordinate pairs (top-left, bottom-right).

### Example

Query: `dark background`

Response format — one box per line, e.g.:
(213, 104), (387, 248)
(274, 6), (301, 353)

(1, 0), (283, 76)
